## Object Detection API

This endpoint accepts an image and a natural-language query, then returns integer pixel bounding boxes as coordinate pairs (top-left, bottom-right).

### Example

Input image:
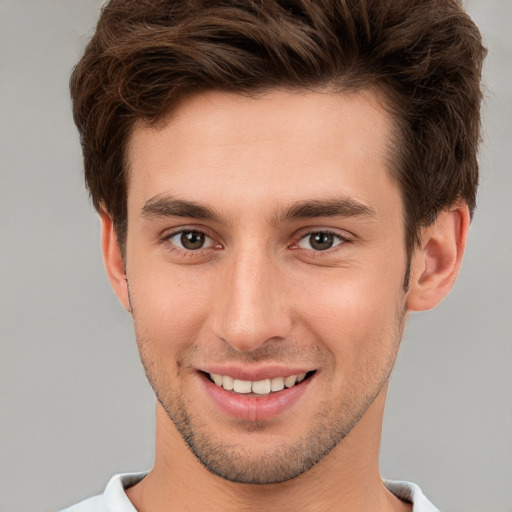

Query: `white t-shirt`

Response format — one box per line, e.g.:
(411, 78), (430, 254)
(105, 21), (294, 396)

(61, 472), (440, 512)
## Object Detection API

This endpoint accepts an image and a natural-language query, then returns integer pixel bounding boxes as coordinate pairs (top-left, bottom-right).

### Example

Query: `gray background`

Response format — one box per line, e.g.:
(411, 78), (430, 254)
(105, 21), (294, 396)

(0, 1), (510, 511)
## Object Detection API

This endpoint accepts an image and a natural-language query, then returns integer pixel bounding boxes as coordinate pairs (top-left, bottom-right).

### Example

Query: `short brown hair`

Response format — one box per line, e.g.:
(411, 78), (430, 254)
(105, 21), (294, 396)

(70, 0), (486, 255)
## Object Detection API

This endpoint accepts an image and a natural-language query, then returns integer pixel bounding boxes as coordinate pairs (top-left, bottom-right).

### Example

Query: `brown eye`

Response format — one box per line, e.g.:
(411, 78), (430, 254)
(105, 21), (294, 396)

(297, 231), (344, 251)
(181, 231), (205, 249)
(169, 230), (215, 251)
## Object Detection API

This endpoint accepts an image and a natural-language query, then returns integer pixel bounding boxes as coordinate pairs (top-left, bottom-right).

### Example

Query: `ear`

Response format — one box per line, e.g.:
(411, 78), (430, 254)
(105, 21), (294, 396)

(100, 212), (131, 312)
(407, 204), (470, 312)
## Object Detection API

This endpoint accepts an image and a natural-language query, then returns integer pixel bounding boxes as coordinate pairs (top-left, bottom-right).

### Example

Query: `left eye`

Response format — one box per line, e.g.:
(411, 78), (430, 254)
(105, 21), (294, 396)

(297, 232), (344, 251)
(168, 230), (216, 251)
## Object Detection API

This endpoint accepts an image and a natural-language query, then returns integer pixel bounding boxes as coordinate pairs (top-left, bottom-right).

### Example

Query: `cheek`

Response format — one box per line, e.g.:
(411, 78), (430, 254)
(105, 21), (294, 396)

(295, 267), (404, 366)
(128, 261), (215, 348)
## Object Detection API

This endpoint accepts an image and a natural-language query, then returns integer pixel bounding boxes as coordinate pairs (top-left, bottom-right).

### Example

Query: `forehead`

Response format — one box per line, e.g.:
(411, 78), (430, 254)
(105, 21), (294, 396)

(126, 88), (400, 220)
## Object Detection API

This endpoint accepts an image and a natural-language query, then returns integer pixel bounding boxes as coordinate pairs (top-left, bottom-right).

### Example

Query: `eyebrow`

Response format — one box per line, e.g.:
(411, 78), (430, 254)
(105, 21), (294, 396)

(276, 197), (376, 223)
(141, 194), (376, 224)
(141, 195), (222, 222)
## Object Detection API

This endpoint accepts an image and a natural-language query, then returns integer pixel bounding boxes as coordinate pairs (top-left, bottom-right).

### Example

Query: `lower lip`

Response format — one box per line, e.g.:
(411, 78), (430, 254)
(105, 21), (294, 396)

(200, 373), (313, 421)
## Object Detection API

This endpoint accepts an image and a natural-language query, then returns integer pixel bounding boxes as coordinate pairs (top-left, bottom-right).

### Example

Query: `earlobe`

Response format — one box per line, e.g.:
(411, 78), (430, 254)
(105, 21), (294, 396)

(406, 205), (470, 312)
(100, 212), (131, 312)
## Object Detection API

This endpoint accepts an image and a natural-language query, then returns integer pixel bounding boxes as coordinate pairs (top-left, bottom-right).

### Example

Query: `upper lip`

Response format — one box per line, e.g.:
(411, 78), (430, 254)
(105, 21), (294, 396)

(199, 364), (315, 382)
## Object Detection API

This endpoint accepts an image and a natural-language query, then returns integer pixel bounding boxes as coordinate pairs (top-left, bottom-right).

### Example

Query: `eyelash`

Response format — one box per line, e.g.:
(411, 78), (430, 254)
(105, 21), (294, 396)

(161, 229), (220, 256)
(160, 228), (351, 257)
(293, 230), (348, 253)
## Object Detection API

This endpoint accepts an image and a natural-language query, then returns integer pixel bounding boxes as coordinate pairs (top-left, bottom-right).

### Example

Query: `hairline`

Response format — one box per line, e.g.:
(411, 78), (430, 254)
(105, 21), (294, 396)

(118, 83), (406, 217)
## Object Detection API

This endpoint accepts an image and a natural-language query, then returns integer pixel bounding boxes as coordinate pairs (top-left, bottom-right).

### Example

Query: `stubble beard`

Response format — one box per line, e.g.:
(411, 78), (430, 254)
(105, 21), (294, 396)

(132, 300), (407, 485)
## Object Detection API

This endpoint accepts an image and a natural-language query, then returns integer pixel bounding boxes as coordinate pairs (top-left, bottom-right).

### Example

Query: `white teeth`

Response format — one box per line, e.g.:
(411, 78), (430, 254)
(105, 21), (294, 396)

(233, 379), (252, 393)
(252, 379), (271, 395)
(271, 376), (285, 392)
(284, 375), (297, 388)
(209, 372), (309, 395)
(211, 373), (223, 386)
(223, 375), (234, 391)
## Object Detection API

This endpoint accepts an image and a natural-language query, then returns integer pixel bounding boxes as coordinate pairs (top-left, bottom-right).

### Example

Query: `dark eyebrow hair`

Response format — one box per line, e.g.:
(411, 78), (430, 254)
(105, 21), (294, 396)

(277, 197), (376, 223)
(141, 195), (221, 222)
(141, 194), (376, 225)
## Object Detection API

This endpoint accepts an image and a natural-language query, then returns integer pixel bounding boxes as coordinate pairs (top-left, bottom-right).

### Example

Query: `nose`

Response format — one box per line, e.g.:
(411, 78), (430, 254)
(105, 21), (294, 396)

(211, 246), (293, 352)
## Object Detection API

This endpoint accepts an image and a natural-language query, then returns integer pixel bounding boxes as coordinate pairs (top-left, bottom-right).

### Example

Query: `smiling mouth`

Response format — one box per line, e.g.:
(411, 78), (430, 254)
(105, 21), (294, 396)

(206, 371), (316, 396)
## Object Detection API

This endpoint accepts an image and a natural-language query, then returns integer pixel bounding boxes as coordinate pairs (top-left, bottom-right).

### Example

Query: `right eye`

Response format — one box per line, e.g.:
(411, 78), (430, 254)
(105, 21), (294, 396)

(167, 230), (216, 251)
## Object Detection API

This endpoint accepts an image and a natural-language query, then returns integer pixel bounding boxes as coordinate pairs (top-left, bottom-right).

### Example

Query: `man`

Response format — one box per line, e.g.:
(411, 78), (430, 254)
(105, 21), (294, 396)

(63, 0), (485, 510)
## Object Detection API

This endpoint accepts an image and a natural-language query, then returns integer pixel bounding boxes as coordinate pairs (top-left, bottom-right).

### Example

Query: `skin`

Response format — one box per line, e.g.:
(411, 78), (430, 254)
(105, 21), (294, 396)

(101, 89), (469, 511)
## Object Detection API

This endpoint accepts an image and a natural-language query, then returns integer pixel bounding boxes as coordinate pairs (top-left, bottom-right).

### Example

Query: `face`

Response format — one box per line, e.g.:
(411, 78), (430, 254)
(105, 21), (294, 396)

(122, 89), (409, 484)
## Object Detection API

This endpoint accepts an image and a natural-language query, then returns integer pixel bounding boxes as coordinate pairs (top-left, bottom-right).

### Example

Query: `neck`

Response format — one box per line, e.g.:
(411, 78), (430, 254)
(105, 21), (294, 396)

(127, 387), (410, 512)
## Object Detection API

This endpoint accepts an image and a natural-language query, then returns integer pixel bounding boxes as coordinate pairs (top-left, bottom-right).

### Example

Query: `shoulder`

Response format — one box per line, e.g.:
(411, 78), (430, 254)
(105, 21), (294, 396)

(384, 480), (441, 512)
(59, 472), (148, 512)
(60, 494), (105, 512)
